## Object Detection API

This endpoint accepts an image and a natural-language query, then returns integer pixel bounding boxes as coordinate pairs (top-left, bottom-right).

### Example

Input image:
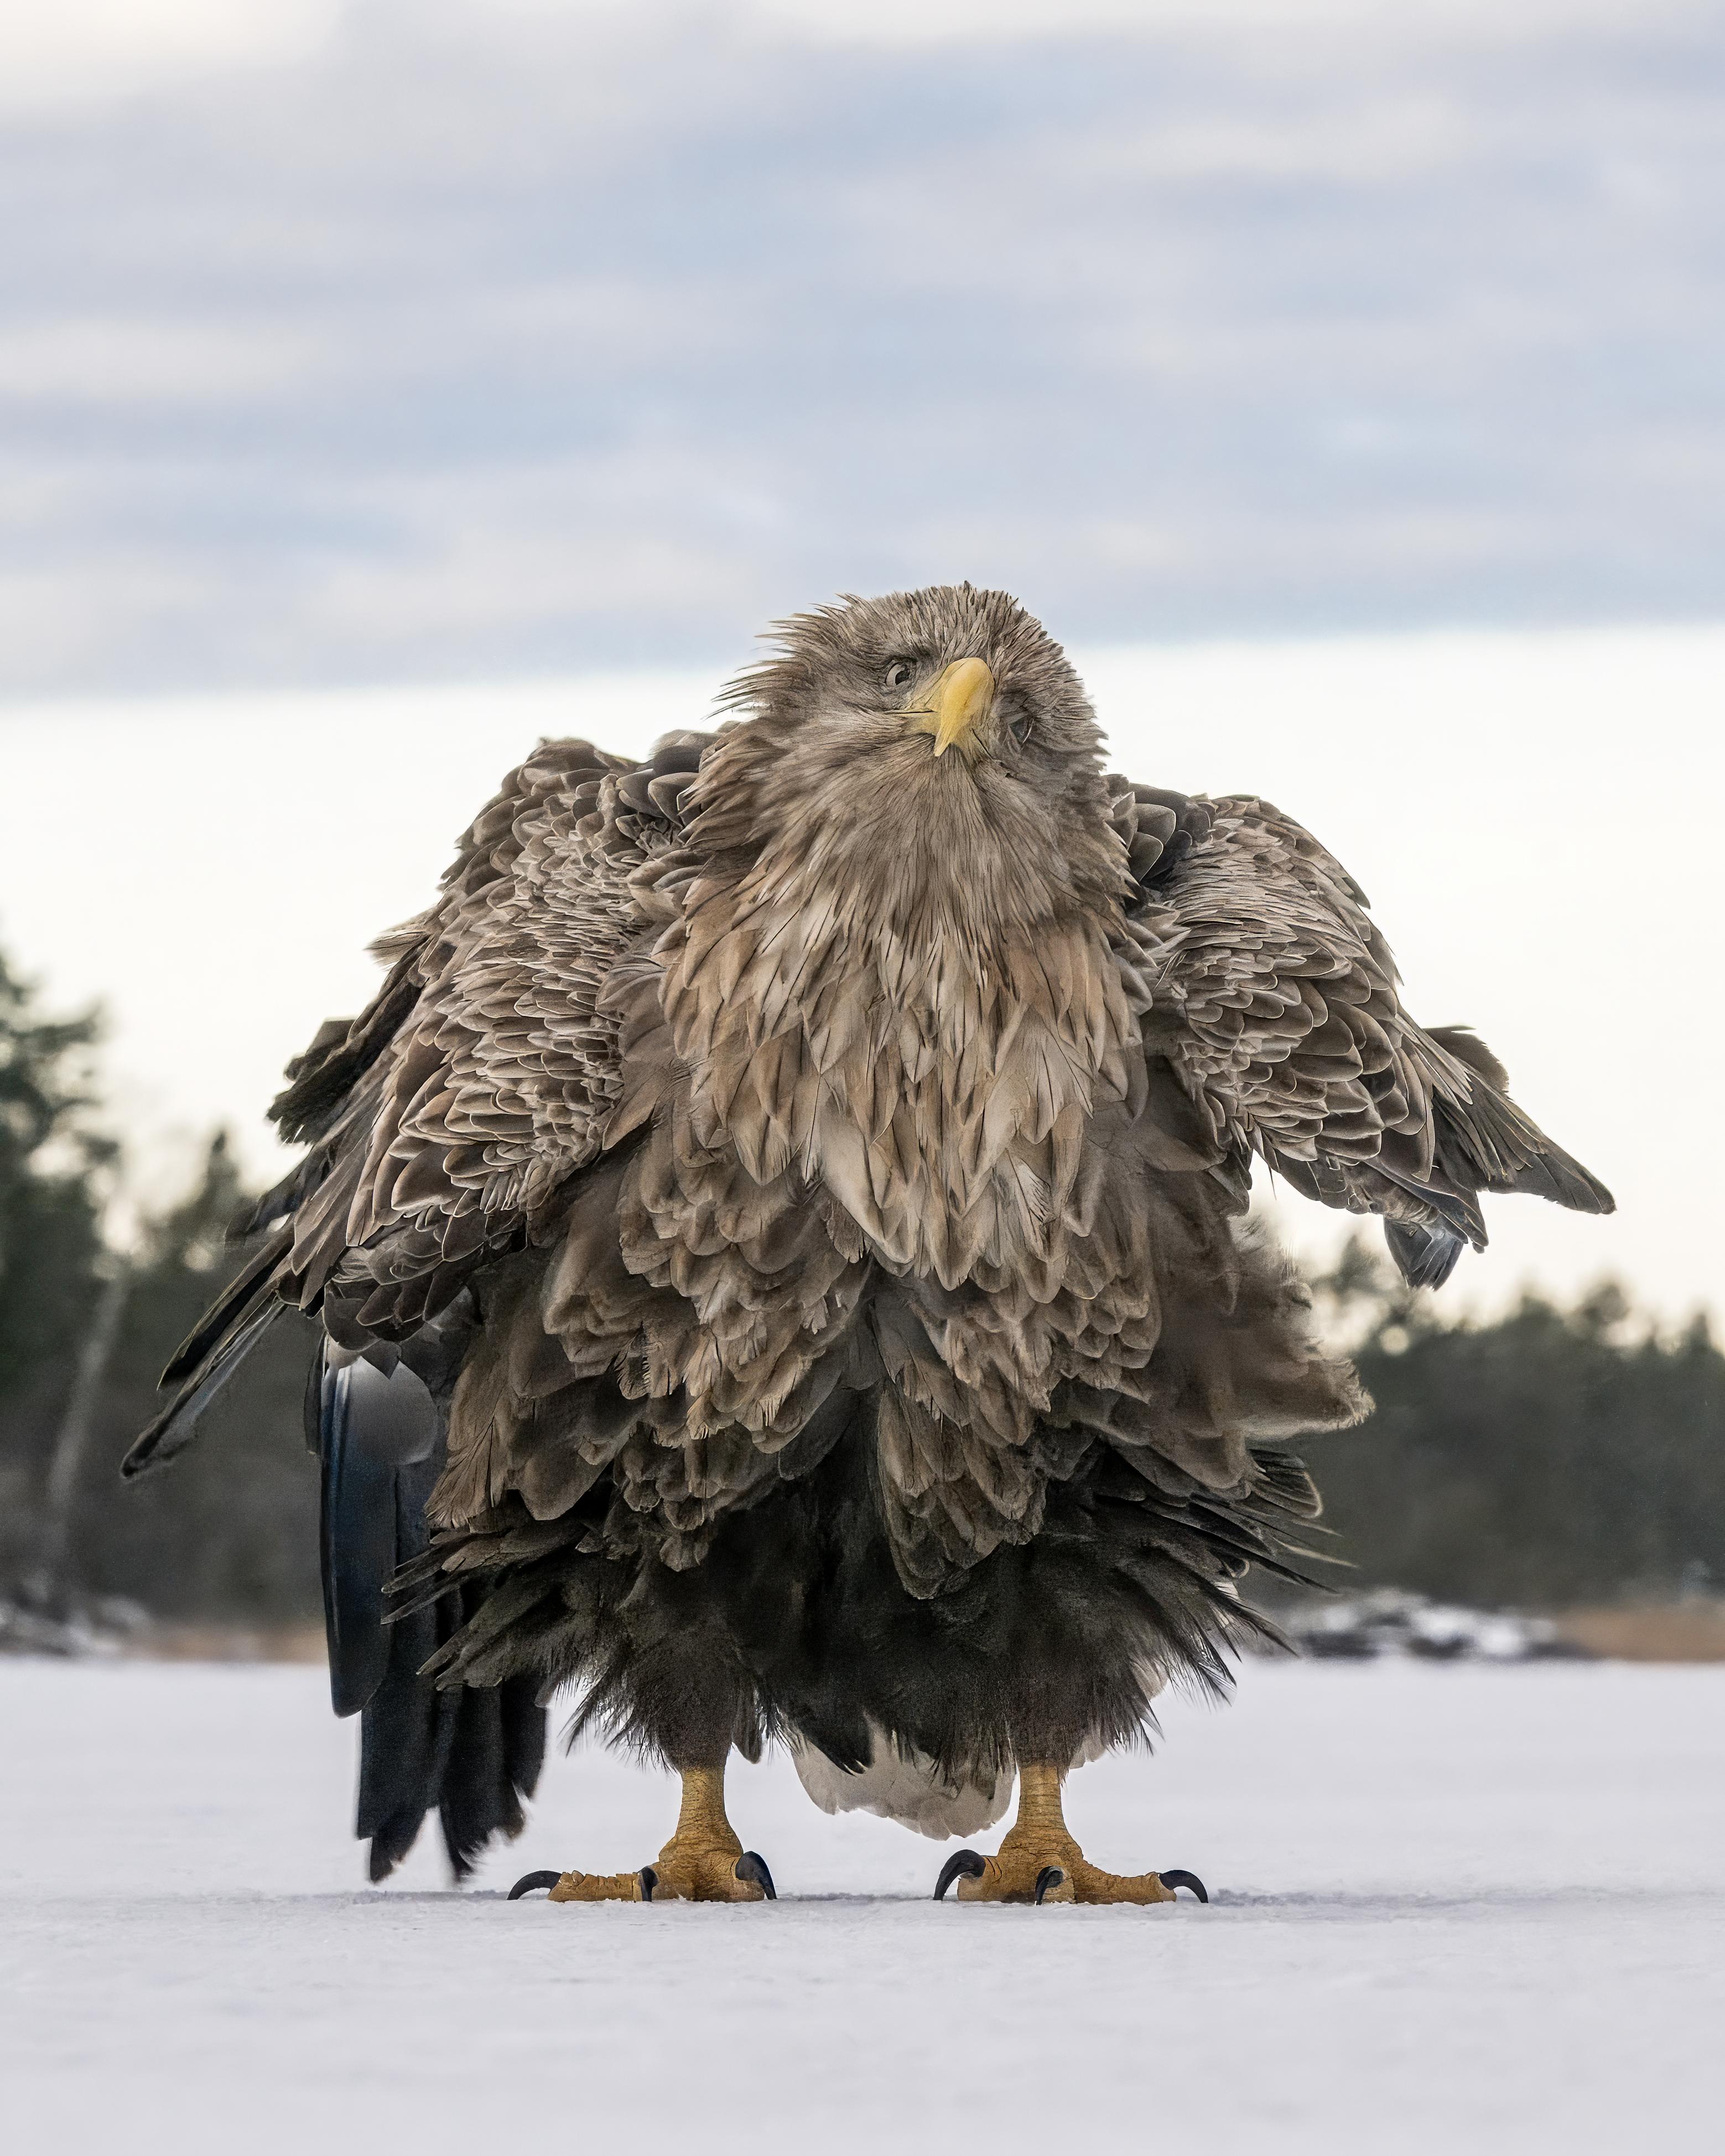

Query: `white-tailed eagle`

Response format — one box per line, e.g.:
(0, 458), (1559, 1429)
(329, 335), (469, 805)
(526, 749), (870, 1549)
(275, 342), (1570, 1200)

(129, 586), (1612, 1904)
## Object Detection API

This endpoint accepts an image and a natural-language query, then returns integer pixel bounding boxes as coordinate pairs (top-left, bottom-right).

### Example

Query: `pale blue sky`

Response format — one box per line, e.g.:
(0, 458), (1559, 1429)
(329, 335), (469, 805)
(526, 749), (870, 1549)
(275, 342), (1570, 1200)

(2, 0), (1723, 693)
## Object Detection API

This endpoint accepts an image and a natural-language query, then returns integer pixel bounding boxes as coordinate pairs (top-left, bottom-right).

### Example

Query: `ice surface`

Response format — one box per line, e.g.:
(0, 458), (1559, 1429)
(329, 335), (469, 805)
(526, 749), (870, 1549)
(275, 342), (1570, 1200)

(3, 1655), (1720, 2155)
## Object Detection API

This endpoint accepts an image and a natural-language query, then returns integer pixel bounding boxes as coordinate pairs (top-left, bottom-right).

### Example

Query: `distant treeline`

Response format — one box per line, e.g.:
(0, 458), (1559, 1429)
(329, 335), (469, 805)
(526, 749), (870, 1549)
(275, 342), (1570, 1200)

(0, 943), (318, 1624)
(1304, 1240), (1722, 1609)
(0, 934), (1718, 1624)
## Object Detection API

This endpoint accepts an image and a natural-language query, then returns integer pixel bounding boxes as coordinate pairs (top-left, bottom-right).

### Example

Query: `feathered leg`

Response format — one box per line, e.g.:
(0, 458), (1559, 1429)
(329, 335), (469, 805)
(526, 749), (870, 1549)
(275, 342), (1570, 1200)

(933, 1763), (1207, 1907)
(511, 1756), (776, 1905)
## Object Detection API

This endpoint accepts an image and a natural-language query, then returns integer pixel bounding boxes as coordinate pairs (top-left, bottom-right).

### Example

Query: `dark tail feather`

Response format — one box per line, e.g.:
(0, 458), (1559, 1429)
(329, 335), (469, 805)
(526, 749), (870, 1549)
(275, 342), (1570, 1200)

(1442, 1085), (1616, 1213)
(157, 1221), (295, 1389)
(230, 1154), (320, 1244)
(123, 1218), (298, 1478)
(122, 1299), (284, 1479)
(1426, 1027), (1614, 1215)
(357, 1646), (544, 1883)
(1503, 1136), (1615, 1212)
(312, 1342), (546, 1879)
(434, 1676), (547, 1879)
(1371, 1160), (1489, 1248)
(320, 1354), (438, 1715)
(358, 1579), (464, 1881)
(1384, 1218), (1466, 1291)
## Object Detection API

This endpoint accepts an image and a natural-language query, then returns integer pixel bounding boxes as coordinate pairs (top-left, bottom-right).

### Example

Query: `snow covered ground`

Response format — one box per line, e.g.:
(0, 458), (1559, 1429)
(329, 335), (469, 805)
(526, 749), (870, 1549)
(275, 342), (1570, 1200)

(3, 1656), (1720, 2155)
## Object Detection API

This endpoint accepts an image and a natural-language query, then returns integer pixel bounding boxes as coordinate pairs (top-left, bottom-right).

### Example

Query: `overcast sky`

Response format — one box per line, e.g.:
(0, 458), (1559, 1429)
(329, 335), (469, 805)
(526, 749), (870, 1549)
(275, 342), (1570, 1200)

(3, 0), (1724, 692)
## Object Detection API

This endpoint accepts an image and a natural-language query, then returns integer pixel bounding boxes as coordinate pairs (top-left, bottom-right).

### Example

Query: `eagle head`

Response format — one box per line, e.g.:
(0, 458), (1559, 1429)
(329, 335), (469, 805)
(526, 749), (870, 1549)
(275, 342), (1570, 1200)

(698, 583), (1131, 954)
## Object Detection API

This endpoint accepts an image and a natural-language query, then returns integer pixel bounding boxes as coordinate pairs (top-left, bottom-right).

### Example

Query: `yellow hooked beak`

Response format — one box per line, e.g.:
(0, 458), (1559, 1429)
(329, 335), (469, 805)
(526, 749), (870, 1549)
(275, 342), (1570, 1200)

(905, 657), (996, 761)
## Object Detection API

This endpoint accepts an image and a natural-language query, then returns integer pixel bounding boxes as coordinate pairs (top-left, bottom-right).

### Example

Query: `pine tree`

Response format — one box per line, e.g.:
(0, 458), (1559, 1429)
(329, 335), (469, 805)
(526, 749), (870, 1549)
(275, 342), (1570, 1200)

(0, 942), (114, 1591)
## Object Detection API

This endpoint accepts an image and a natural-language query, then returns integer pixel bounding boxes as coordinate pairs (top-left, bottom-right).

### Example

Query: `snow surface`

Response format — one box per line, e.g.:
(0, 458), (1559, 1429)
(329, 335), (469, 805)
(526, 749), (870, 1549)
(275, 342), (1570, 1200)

(3, 1656), (1720, 2155)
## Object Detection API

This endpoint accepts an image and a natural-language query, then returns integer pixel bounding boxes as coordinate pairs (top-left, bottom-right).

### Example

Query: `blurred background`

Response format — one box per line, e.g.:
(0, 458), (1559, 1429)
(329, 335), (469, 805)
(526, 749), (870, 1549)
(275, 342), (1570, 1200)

(1, 0), (1720, 1651)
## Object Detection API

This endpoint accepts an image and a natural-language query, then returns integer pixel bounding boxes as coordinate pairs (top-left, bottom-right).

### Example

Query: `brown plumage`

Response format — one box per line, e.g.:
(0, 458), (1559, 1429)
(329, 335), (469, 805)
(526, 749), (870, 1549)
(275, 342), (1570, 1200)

(128, 585), (1612, 1887)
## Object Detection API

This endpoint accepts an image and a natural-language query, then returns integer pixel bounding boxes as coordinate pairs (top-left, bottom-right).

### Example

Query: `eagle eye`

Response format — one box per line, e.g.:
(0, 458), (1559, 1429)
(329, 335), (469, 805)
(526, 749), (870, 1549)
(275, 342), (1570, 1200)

(1005, 708), (1034, 750)
(882, 658), (914, 694)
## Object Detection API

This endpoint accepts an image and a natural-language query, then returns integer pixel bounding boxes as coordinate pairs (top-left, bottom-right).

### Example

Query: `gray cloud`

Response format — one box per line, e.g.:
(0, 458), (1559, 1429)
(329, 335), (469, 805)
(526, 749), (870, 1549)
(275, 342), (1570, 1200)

(2, 0), (1723, 692)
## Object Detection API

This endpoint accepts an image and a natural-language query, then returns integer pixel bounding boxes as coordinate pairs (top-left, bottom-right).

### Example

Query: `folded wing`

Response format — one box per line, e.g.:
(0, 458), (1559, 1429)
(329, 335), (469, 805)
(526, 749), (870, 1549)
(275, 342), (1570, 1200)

(124, 729), (716, 1477)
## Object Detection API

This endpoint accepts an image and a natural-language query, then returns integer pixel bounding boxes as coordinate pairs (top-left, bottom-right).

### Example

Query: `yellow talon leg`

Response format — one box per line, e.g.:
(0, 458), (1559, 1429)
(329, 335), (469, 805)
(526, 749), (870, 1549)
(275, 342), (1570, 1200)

(939, 1763), (1201, 1906)
(544, 1866), (651, 1903)
(524, 1758), (776, 1905)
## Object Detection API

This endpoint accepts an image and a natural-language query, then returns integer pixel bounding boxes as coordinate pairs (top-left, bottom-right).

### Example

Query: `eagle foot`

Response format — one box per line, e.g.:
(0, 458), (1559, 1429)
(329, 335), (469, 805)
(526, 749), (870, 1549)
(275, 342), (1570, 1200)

(932, 1764), (1207, 1908)
(543, 1866), (654, 1903)
(521, 1763), (776, 1906)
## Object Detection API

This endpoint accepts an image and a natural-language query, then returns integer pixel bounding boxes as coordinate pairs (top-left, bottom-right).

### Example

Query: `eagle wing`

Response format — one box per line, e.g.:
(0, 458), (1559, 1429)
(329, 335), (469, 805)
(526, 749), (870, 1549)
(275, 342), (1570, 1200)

(1105, 783), (1614, 1286)
(124, 730), (716, 1474)
(268, 731), (717, 1341)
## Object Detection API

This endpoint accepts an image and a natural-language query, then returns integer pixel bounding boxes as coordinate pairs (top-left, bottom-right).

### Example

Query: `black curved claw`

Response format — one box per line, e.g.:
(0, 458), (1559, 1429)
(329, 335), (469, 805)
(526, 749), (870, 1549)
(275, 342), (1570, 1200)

(1159, 1868), (1209, 1904)
(934, 1849), (987, 1900)
(734, 1851), (777, 1900)
(1033, 1866), (1066, 1905)
(507, 1871), (562, 1900)
(639, 1866), (657, 1903)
